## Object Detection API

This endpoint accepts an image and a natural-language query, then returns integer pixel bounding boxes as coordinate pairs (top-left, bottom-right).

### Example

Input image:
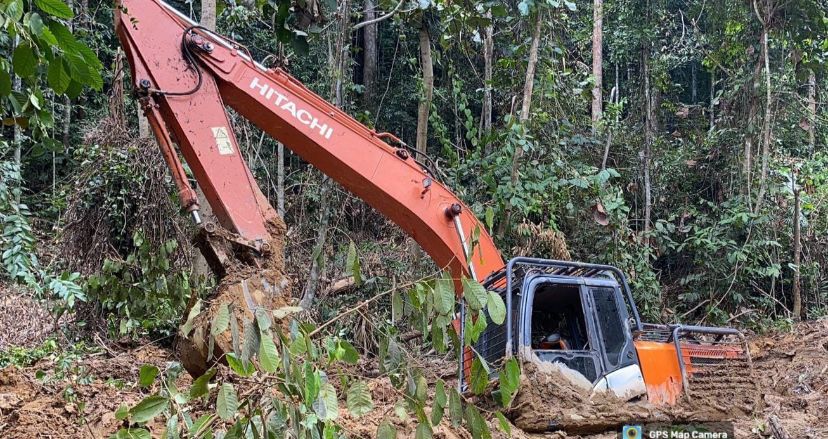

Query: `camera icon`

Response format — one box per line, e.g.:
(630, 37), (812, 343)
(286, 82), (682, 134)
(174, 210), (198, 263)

(622, 425), (643, 439)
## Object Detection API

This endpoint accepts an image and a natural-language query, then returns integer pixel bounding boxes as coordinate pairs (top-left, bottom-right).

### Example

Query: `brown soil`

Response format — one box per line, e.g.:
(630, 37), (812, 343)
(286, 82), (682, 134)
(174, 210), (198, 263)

(0, 344), (181, 438)
(1, 314), (826, 438)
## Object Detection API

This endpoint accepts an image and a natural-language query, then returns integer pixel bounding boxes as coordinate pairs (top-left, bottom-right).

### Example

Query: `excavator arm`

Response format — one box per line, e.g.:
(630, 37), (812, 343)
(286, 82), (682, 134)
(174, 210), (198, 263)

(115, 0), (504, 285)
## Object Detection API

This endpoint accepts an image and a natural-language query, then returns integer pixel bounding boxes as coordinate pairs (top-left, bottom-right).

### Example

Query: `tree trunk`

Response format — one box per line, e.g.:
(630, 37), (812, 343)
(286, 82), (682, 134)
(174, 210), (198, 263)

(201, 0), (216, 31)
(691, 62), (697, 103)
(277, 141), (285, 218)
(808, 70), (816, 156)
(743, 62), (761, 190)
(11, 35), (21, 172)
(192, 0), (219, 282)
(752, 0), (773, 215)
(62, 0), (73, 150)
(362, 0), (377, 106)
(709, 70), (715, 132)
(642, 48), (653, 238)
(301, 0), (350, 309)
(481, 9), (494, 151)
(792, 170), (802, 321)
(498, 12), (543, 236)
(415, 25), (434, 155)
(591, 0), (603, 133)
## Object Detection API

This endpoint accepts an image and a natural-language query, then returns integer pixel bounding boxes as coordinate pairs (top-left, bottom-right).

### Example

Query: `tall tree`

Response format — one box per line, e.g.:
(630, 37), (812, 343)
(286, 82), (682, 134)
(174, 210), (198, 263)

(591, 0), (603, 133)
(499, 11), (543, 236)
(807, 70), (816, 155)
(792, 169), (802, 320)
(752, 0), (776, 214)
(642, 47), (654, 238)
(362, 0), (377, 106)
(301, 0), (350, 309)
(481, 9), (494, 147)
(415, 22), (434, 155)
(191, 0), (218, 281)
(201, 0), (217, 30)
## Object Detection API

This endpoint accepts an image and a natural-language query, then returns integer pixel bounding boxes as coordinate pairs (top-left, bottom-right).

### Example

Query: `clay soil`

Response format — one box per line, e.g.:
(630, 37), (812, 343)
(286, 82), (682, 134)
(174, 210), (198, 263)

(1, 313), (826, 438)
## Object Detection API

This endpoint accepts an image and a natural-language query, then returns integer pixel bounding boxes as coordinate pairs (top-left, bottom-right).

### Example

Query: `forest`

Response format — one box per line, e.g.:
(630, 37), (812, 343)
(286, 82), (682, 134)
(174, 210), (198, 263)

(0, 0), (827, 438)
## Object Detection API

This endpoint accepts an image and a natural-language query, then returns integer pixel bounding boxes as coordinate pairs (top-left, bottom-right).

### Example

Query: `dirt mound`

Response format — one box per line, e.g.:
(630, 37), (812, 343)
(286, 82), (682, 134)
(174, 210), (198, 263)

(510, 361), (671, 434)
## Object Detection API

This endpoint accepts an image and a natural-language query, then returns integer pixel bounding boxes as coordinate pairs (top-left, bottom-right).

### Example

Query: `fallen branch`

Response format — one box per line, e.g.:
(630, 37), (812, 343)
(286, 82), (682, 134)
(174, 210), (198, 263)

(309, 274), (432, 338)
(767, 415), (790, 439)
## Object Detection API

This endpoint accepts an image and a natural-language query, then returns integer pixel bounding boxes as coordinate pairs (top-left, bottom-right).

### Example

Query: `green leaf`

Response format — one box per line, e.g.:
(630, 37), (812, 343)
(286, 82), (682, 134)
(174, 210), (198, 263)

(112, 428), (151, 439)
(138, 364), (159, 388)
(241, 318), (260, 366)
(0, 69), (11, 96)
(391, 291), (403, 321)
(462, 278), (488, 311)
(225, 353), (255, 377)
(216, 383), (238, 421)
(34, 0), (75, 19)
(313, 382), (339, 421)
(465, 404), (492, 439)
(415, 423), (433, 439)
(486, 291), (506, 325)
(434, 380), (447, 407)
(484, 207), (494, 231)
(255, 307), (272, 332)
(210, 303), (230, 337)
(432, 381), (446, 426)
(12, 44), (37, 78)
(180, 299), (202, 338)
(498, 357), (521, 407)
(338, 340), (359, 364)
(346, 240), (362, 286)
(129, 395), (168, 423)
(433, 275), (455, 315)
(259, 335), (280, 373)
(448, 388), (462, 427)
(376, 421), (397, 439)
(114, 404), (129, 421)
(189, 368), (216, 399)
(47, 58), (71, 95)
(346, 380), (373, 417)
(494, 412), (511, 436)
(471, 355), (490, 395)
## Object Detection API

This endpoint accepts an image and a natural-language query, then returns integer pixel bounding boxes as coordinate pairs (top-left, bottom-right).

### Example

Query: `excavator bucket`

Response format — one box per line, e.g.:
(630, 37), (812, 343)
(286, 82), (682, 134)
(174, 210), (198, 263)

(177, 221), (291, 377)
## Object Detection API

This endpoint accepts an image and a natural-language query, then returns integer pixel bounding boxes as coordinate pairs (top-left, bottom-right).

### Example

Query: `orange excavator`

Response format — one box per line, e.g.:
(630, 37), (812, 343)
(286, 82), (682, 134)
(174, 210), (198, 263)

(115, 0), (753, 409)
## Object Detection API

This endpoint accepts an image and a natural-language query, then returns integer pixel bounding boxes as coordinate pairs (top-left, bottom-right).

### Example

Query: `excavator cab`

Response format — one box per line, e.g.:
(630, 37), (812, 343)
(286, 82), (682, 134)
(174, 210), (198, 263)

(522, 276), (643, 395)
(466, 258), (755, 405)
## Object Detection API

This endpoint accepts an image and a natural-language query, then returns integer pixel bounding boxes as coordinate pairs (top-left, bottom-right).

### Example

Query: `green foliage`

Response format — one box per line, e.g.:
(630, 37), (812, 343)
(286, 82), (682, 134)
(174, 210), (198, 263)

(0, 338), (57, 368)
(85, 231), (194, 337)
(0, 157), (84, 316)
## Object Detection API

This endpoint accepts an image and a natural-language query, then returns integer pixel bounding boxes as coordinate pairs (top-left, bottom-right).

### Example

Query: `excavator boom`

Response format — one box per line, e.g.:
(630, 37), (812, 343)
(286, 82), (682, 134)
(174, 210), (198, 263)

(115, 0), (503, 284)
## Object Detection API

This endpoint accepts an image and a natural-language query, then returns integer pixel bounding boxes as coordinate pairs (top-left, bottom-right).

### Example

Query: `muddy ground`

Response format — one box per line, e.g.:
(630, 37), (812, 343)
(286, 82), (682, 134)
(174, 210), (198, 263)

(1, 285), (826, 438)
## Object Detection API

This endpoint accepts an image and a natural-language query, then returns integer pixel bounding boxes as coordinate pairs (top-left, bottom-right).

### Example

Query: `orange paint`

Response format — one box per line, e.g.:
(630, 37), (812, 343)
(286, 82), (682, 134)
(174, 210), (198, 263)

(634, 340), (685, 405)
